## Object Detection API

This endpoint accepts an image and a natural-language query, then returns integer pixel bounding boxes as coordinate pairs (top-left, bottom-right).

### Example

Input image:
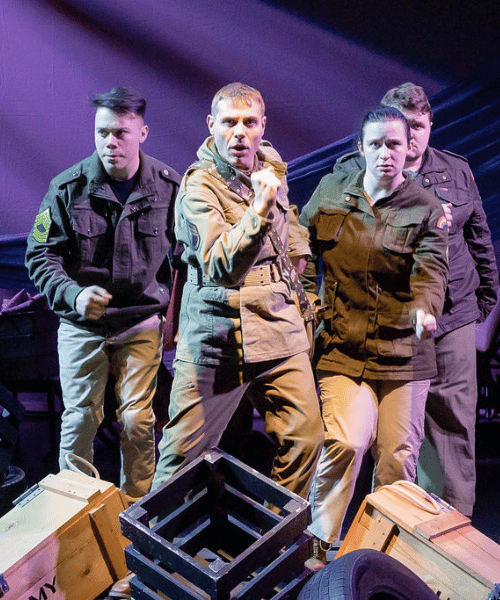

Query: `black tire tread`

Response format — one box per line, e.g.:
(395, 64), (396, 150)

(297, 549), (439, 600)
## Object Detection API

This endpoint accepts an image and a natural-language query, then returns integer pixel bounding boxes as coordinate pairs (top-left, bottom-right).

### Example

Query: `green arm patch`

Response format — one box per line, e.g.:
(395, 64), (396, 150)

(32, 208), (52, 243)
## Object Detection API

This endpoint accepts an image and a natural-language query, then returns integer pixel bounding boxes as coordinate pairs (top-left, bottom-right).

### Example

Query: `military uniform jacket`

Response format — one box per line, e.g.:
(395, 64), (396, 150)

(300, 170), (448, 380)
(335, 147), (498, 336)
(25, 150), (180, 333)
(174, 137), (310, 365)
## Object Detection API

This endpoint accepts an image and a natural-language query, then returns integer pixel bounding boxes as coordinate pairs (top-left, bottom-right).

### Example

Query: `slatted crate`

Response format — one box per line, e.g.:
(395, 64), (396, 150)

(120, 449), (314, 600)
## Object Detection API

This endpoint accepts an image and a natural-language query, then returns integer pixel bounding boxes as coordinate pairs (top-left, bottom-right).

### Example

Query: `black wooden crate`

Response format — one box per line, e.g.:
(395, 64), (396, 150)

(120, 449), (314, 600)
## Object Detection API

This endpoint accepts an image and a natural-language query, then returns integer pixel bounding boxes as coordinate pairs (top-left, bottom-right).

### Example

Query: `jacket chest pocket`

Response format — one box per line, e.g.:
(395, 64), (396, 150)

(313, 206), (350, 246)
(432, 186), (471, 233)
(135, 209), (169, 260)
(72, 208), (109, 262)
(382, 209), (426, 254)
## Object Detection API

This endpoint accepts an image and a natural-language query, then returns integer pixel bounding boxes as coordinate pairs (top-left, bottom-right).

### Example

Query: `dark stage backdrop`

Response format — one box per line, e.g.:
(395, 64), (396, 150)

(1, 0), (447, 236)
(287, 64), (500, 238)
(1, 0), (499, 290)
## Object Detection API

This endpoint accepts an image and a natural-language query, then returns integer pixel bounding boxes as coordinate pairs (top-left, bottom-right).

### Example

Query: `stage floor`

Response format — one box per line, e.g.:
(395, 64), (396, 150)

(6, 385), (500, 599)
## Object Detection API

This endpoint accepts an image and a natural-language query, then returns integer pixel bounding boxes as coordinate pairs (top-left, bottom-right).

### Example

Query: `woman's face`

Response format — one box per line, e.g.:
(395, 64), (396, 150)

(358, 119), (409, 183)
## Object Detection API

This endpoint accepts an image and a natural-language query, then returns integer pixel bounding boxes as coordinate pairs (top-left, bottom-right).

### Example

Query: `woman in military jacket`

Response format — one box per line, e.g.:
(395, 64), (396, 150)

(299, 107), (448, 570)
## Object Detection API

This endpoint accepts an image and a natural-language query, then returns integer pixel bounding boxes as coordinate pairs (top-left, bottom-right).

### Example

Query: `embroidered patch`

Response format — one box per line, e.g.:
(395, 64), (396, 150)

(32, 208), (52, 243)
(436, 215), (448, 230)
(187, 220), (200, 250)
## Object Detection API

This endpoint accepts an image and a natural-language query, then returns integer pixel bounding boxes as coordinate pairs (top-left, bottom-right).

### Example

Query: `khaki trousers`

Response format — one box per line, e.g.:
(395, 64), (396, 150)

(152, 351), (324, 499)
(58, 315), (162, 504)
(308, 373), (429, 543)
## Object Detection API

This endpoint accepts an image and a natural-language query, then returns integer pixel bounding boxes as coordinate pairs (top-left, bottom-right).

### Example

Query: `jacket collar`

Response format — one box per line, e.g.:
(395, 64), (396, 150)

(88, 150), (156, 198)
(343, 170), (413, 203)
(201, 136), (287, 181)
(418, 147), (444, 174)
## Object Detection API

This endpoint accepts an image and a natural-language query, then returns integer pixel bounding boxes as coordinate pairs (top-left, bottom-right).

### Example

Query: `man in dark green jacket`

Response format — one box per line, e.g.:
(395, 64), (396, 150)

(26, 87), (180, 505)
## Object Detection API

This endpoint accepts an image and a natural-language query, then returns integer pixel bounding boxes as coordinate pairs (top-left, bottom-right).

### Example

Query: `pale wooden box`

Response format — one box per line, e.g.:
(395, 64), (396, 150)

(337, 484), (500, 600)
(0, 469), (130, 599)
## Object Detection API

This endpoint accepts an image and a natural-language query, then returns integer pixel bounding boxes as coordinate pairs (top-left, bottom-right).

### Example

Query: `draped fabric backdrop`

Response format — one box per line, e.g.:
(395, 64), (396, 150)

(1, 0), (499, 290)
(287, 64), (500, 233)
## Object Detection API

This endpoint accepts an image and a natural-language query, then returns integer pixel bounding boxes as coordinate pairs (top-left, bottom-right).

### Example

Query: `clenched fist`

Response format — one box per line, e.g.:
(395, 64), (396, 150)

(251, 166), (281, 217)
(415, 309), (436, 340)
(75, 285), (112, 320)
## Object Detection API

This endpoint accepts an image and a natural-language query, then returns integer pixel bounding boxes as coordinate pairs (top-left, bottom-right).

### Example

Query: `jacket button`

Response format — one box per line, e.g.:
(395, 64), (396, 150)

(163, 169), (169, 176)
(153, 228), (158, 235)
(442, 175), (447, 180)
(345, 195), (351, 202)
(424, 178), (430, 184)
(130, 206), (136, 212)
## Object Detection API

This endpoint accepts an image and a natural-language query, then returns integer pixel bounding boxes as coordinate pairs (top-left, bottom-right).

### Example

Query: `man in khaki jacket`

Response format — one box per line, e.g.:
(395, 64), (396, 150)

(152, 82), (323, 500)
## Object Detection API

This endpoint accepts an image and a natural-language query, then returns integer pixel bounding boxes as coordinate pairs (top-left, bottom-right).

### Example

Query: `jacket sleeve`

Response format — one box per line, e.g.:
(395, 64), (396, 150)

(298, 178), (325, 296)
(463, 171), (499, 321)
(287, 204), (311, 259)
(409, 203), (449, 323)
(175, 171), (272, 287)
(25, 180), (85, 317)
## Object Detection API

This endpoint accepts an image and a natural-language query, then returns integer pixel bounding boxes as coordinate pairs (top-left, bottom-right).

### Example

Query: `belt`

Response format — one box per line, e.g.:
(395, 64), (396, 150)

(187, 263), (281, 287)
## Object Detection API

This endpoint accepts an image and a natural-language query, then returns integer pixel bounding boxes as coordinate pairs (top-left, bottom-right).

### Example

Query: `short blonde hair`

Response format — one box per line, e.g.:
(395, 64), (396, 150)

(211, 82), (265, 117)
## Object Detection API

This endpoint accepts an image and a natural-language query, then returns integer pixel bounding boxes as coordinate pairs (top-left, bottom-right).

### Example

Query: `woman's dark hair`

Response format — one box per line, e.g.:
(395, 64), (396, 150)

(359, 106), (410, 145)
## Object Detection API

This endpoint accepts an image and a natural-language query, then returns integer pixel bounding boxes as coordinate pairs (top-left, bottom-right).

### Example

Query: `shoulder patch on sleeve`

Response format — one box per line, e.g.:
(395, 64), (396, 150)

(32, 208), (52, 243)
(436, 215), (448, 230)
(187, 220), (200, 250)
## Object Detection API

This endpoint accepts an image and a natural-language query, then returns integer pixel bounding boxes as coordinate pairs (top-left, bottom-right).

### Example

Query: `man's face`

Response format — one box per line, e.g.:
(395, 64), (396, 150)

(207, 98), (266, 171)
(400, 109), (432, 165)
(359, 119), (409, 182)
(95, 107), (149, 180)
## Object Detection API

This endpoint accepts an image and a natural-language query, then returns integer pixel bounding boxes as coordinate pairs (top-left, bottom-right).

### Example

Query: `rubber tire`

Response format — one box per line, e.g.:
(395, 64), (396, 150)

(297, 549), (438, 600)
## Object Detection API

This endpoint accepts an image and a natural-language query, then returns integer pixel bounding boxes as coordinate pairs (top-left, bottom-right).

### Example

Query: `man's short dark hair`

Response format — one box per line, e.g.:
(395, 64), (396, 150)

(359, 106), (411, 145)
(90, 87), (146, 118)
(381, 83), (433, 120)
(211, 82), (265, 118)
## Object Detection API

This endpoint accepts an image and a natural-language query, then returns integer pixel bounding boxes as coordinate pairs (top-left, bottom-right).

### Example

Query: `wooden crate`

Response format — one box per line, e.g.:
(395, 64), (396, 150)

(120, 449), (314, 600)
(0, 469), (130, 600)
(337, 482), (500, 600)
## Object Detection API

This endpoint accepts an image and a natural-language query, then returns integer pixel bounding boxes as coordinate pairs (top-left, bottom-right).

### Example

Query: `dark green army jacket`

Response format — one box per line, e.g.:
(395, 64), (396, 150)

(300, 170), (448, 380)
